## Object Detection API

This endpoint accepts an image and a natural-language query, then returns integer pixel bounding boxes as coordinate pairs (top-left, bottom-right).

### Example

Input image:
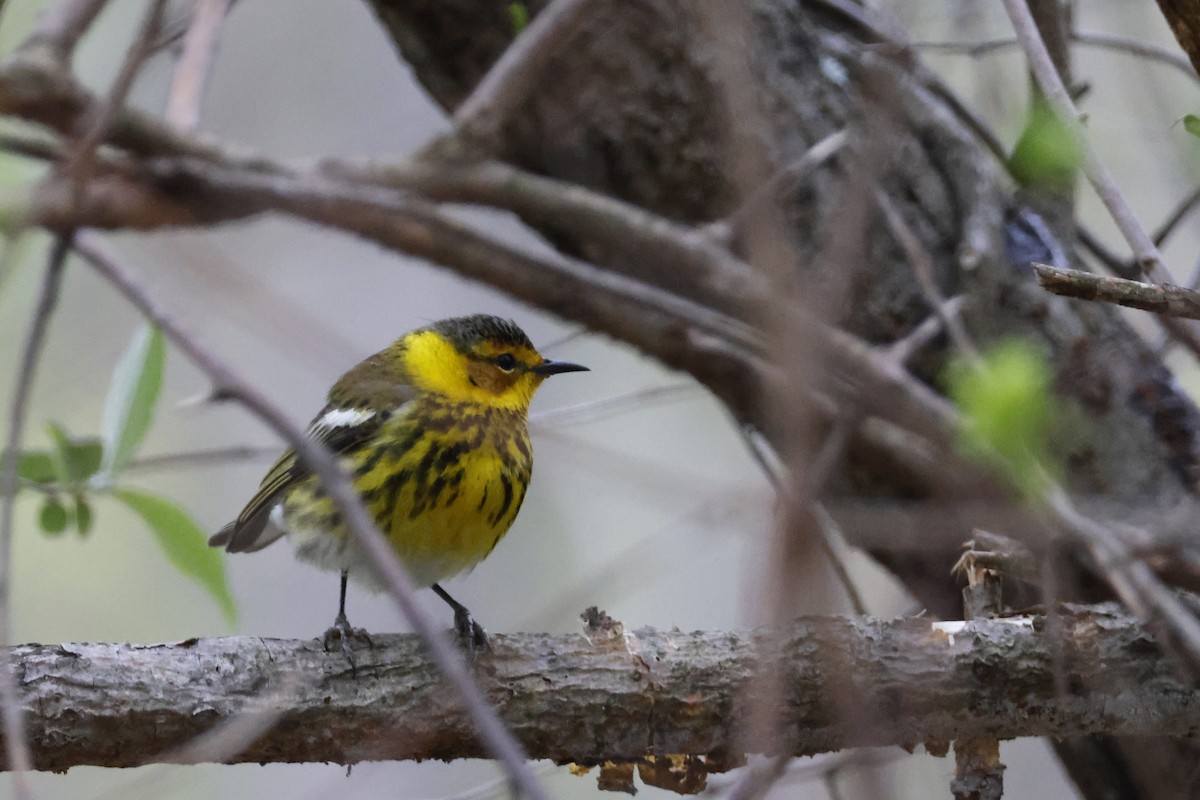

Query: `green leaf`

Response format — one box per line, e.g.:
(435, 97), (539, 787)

(69, 439), (103, 481)
(45, 423), (70, 483)
(946, 339), (1059, 500)
(101, 324), (165, 476)
(1009, 96), (1081, 193)
(74, 496), (93, 536)
(1184, 114), (1200, 139)
(11, 450), (55, 484)
(113, 488), (236, 623)
(508, 2), (529, 34)
(45, 423), (102, 484)
(39, 497), (68, 535)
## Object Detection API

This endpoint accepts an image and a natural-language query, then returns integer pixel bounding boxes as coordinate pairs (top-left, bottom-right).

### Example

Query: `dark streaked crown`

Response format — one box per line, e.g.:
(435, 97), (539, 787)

(430, 315), (534, 354)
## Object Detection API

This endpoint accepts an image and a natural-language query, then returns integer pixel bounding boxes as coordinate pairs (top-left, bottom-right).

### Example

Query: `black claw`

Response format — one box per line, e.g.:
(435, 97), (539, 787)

(323, 571), (373, 673)
(453, 606), (490, 657)
(322, 611), (373, 674)
(433, 582), (489, 659)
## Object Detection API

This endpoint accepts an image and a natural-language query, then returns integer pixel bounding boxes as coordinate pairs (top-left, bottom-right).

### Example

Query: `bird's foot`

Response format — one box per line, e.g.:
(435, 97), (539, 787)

(322, 612), (373, 673)
(453, 606), (489, 658)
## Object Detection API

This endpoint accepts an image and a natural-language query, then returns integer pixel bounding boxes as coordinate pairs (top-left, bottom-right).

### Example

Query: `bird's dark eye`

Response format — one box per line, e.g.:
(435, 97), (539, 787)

(495, 353), (517, 372)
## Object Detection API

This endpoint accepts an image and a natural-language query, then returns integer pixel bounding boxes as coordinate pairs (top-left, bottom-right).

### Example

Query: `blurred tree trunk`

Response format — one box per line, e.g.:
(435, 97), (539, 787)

(368, 2), (1200, 798)
(1157, 0), (1200, 75)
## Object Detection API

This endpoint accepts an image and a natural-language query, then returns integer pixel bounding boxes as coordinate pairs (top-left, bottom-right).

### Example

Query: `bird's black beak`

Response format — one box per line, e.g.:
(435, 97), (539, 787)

(532, 359), (589, 376)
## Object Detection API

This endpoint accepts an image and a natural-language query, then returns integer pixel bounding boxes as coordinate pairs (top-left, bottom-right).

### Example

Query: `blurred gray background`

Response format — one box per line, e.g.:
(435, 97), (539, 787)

(0, 1), (1194, 797)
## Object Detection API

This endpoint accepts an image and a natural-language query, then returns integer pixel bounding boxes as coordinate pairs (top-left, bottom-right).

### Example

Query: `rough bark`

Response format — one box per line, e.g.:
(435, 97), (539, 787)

(6, 606), (1199, 777)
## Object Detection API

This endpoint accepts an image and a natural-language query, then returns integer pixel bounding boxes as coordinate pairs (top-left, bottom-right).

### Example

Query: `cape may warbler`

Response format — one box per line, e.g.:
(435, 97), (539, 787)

(210, 314), (587, 650)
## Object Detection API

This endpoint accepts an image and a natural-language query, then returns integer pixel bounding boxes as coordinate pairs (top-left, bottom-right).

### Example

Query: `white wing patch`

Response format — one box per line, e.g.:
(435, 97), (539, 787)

(314, 408), (375, 430)
(268, 503), (287, 534)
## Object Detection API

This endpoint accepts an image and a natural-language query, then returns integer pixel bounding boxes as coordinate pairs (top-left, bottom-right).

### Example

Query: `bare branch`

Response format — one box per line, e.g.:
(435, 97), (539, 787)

(0, 53), (239, 162)
(5, 607), (1199, 772)
(17, 0), (111, 62)
(1073, 30), (1198, 81)
(164, 0), (234, 131)
(124, 445), (278, 472)
(912, 30), (1197, 83)
(60, 0), (168, 204)
(1047, 489), (1200, 671)
(719, 130), (848, 248)
(322, 156), (770, 321)
(875, 190), (979, 360)
(1033, 263), (1200, 320)
(1152, 183), (1200, 248)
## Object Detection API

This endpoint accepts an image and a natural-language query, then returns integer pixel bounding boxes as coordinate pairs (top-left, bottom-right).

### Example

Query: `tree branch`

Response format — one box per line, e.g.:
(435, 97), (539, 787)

(1034, 263), (1200, 320)
(4, 606), (1198, 777)
(163, 0), (233, 131)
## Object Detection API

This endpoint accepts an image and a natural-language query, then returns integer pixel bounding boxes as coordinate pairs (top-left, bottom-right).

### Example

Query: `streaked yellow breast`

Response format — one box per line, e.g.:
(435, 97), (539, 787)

(283, 395), (532, 588)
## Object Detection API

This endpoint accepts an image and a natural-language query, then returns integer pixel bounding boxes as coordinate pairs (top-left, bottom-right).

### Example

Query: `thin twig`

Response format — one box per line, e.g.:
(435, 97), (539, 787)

(62, 0), (169, 203)
(719, 130), (848, 247)
(0, 236), (72, 798)
(1033, 263), (1200, 320)
(530, 383), (695, 428)
(1029, 0), (1072, 91)
(1047, 489), (1200, 671)
(1074, 30), (1197, 81)
(726, 753), (789, 800)
(875, 189), (980, 360)
(706, 750), (903, 796)
(0, 133), (62, 164)
(72, 235), (551, 800)
(445, 0), (593, 152)
(1152, 183), (1200, 248)
(1076, 224), (1135, 278)
(812, 505), (869, 616)
(1154, 251), (1200, 353)
(909, 35), (1021, 57)
(164, 0), (233, 131)
(433, 764), (561, 800)
(911, 30), (1198, 82)
(124, 445), (278, 472)
(18, 0), (111, 61)
(887, 297), (966, 365)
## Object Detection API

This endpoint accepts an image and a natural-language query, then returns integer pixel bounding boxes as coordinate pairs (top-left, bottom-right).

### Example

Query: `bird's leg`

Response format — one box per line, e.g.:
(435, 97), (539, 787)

(432, 583), (489, 655)
(322, 571), (373, 666)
